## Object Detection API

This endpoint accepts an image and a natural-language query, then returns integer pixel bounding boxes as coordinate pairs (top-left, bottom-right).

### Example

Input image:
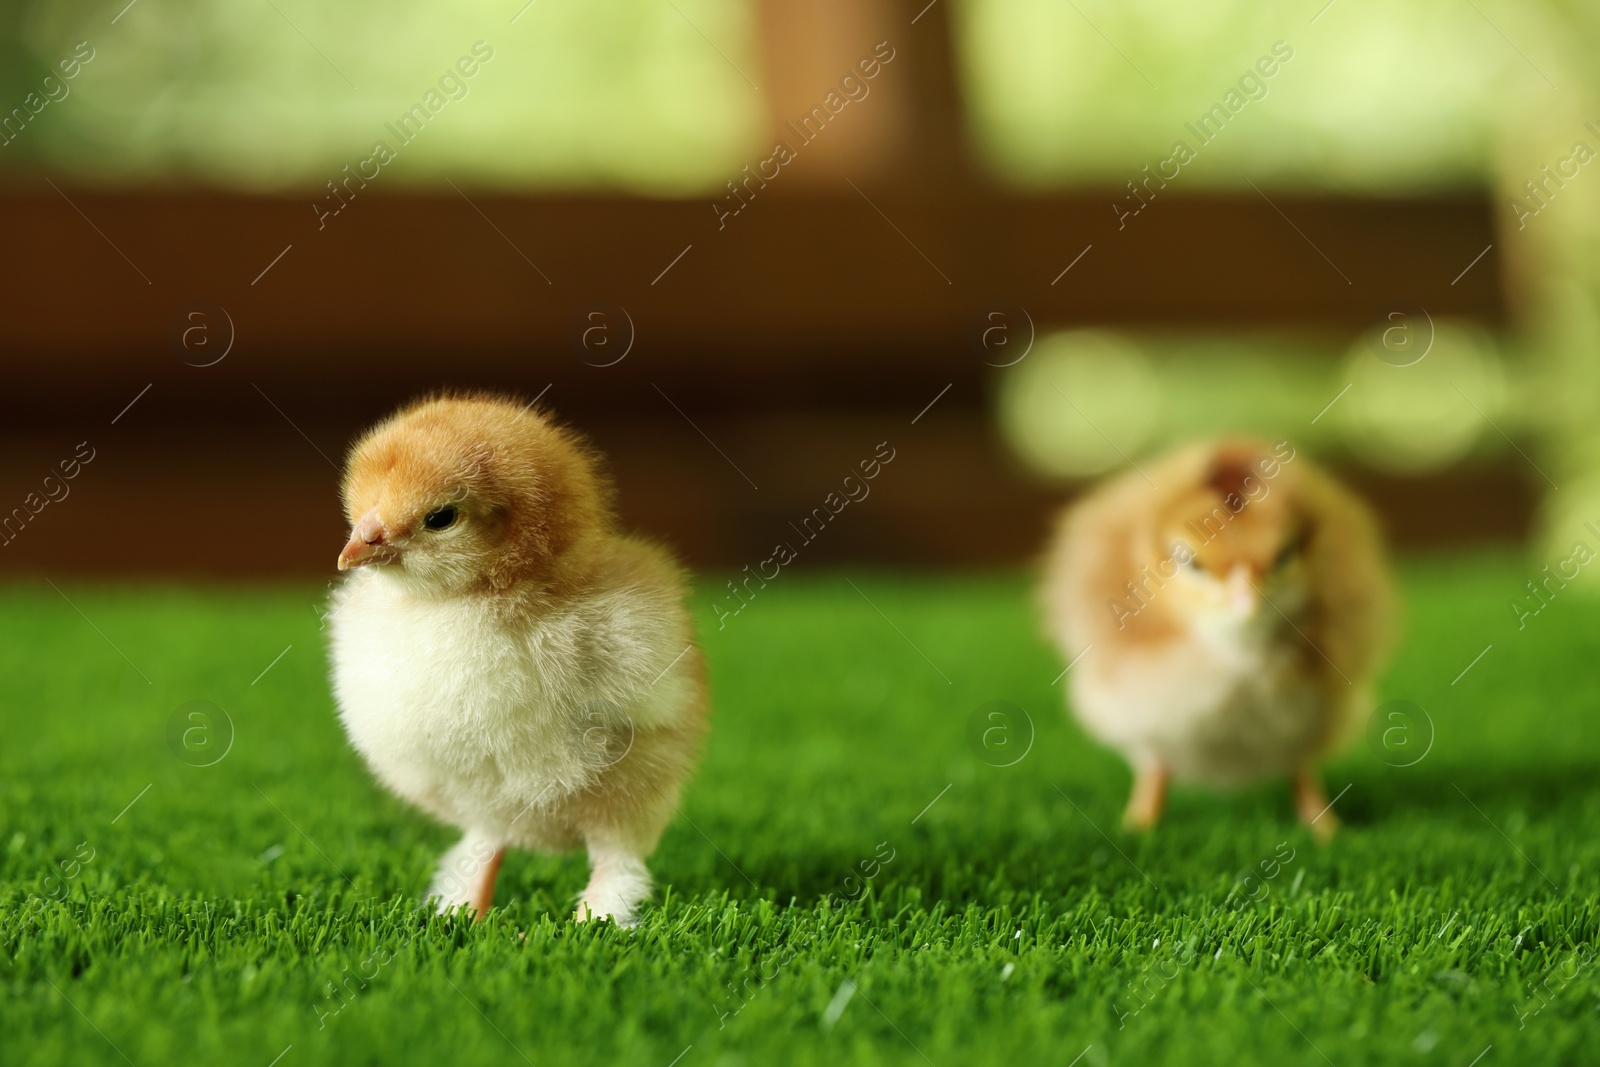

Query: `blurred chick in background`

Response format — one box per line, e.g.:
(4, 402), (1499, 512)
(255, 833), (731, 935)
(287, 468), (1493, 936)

(329, 394), (707, 925)
(1041, 439), (1392, 840)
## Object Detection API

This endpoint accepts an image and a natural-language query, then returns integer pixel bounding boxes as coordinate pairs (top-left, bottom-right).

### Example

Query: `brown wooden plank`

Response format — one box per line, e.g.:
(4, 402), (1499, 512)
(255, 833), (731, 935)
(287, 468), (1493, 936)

(0, 184), (1514, 575)
(0, 188), (1502, 382)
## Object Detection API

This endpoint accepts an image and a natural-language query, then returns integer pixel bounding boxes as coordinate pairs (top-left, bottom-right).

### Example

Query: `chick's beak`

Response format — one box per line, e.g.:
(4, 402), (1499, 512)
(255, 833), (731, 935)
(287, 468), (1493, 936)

(1226, 565), (1258, 618)
(338, 510), (395, 571)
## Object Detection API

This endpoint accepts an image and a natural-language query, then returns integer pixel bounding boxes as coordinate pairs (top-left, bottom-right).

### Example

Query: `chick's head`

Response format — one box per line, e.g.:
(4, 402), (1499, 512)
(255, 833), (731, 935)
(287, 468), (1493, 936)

(338, 394), (611, 595)
(1154, 440), (1309, 633)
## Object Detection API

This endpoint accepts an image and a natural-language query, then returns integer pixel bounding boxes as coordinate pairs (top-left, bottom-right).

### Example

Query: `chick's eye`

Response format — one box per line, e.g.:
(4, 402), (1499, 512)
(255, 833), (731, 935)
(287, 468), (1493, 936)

(423, 506), (458, 531)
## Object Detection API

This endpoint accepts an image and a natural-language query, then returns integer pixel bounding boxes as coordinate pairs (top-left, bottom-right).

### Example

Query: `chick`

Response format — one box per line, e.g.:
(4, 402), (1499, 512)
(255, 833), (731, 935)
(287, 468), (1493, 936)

(1041, 438), (1392, 839)
(328, 394), (707, 925)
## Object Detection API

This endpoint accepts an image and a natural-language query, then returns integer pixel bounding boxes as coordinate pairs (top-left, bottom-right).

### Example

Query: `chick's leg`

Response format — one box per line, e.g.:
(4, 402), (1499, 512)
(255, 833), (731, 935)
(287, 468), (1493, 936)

(1122, 761), (1170, 831)
(575, 839), (651, 927)
(426, 830), (506, 919)
(1294, 768), (1339, 842)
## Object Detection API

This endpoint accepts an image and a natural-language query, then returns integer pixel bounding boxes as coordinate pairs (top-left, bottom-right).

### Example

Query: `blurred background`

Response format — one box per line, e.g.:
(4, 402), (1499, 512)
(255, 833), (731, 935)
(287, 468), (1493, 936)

(1, 0), (1597, 578)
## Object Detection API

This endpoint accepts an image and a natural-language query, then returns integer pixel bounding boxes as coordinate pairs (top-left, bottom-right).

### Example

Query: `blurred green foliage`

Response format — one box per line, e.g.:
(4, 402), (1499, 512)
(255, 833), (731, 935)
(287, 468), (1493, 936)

(958, 0), (1576, 192)
(0, 0), (762, 191)
(3, 0), (1595, 196)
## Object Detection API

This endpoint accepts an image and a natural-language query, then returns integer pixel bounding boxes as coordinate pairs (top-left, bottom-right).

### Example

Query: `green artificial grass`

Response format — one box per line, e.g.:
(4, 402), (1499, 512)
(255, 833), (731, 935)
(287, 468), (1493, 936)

(2, 553), (1597, 1066)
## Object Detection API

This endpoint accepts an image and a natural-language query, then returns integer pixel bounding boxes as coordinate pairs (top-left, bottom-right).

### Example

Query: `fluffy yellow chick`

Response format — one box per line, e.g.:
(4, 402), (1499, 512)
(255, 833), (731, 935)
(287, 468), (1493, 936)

(1041, 438), (1393, 839)
(328, 394), (707, 924)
